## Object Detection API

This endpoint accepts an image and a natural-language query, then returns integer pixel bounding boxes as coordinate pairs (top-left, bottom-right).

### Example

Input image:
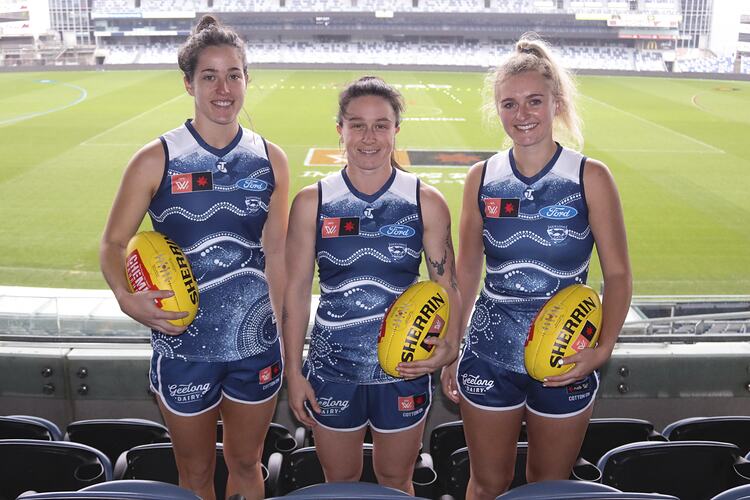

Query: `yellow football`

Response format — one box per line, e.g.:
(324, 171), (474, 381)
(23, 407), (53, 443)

(524, 284), (602, 381)
(378, 280), (450, 378)
(125, 231), (199, 327)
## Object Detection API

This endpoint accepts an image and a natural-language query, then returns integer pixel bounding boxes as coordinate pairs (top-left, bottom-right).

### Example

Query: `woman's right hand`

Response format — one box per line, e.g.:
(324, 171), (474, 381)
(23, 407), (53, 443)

(286, 371), (320, 428)
(117, 289), (188, 336)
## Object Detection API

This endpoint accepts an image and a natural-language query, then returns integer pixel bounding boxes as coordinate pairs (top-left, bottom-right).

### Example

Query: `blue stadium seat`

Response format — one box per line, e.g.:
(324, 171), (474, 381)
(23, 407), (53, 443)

(0, 439), (112, 499)
(663, 416), (750, 455)
(597, 440), (750, 500)
(711, 483), (750, 500)
(496, 479), (679, 499)
(1, 415), (63, 440)
(266, 481), (425, 499)
(65, 418), (170, 464)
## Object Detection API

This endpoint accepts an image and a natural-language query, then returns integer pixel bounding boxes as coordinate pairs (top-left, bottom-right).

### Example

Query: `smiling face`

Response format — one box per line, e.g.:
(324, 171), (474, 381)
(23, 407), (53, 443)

(337, 94), (400, 172)
(184, 44), (247, 128)
(497, 70), (559, 150)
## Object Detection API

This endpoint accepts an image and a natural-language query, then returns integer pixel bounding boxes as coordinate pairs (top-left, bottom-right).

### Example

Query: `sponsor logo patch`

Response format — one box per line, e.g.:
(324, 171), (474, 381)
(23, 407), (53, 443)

(484, 198), (520, 218)
(398, 396), (415, 411)
(379, 224), (416, 238)
(321, 217), (360, 238)
(461, 373), (495, 394)
(236, 178), (268, 191)
(572, 321), (597, 352)
(259, 361), (281, 385)
(171, 172), (213, 194)
(168, 382), (211, 403)
(539, 205), (577, 220)
(318, 397), (350, 416)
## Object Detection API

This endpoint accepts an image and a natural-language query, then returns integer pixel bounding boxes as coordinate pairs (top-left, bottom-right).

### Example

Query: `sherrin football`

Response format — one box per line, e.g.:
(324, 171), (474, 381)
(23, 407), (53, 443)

(125, 231), (199, 327)
(378, 280), (450, 378)
(524, 284), (602, 381)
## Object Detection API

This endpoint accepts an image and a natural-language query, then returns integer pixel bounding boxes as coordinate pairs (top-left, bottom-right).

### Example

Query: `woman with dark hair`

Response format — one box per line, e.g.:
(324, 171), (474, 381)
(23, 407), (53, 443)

(100, 15), (288, 500)
(283, 76), (461, 493)
(442, 33), (632, 499)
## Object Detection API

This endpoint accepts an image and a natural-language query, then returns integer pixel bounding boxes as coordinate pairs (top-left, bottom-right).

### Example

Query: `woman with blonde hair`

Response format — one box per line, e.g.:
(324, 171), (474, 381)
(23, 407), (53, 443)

(442, 33), (632, 499)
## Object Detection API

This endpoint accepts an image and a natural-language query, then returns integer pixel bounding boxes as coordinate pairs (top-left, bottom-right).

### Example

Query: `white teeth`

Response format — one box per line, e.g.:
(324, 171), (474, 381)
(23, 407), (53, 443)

(517, 123), (537, 131)
(213, 101), (232, 107)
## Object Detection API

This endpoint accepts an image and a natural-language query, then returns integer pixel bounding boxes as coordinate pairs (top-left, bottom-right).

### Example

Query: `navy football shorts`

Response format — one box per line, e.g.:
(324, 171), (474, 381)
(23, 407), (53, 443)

(305, 373), (433, 432)
(456, 347), (598, 418)
(150, 341), (283, 416)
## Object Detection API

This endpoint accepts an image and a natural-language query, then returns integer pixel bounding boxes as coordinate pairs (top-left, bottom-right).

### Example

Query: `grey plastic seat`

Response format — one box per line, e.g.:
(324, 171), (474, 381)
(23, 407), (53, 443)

(597, 440), (750, 500)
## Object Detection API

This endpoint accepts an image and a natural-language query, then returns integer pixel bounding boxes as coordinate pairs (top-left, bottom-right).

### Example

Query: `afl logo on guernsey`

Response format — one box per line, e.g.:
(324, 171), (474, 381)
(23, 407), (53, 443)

(236, 178), (268, 191)
(484, 198), (519, 218)
(379, 224), (416, 238)
(539, 205), (577, 220)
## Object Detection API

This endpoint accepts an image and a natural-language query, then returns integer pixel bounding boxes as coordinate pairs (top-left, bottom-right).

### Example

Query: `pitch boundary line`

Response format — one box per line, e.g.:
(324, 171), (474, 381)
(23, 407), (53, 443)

(582, 95), (726, 154)
(0, 82), (88, 127)
(80, 93), (186, 146)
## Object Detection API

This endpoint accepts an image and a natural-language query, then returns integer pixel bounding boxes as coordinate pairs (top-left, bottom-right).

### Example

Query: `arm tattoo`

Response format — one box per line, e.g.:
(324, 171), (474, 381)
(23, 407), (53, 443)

(281, 306), (289, 325)
(445, 224), (459, 291)
(428, 252), (447, 276)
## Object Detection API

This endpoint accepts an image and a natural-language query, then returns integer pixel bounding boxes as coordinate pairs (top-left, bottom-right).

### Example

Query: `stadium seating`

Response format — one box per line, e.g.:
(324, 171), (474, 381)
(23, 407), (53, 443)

(597, 440), (750, 500)
(663, 416), (750, 455)
(579, 418), (666, 464)
(65, 418), (170, 464)
(269, 443), (436, 497)
(113, 442), (232, 499)
(429, 417), (662, 490)
(0, 415), (63, 440)
(216, 420), (298, 465)
(0, 439), (112, 499)
(443, 444), (601, 499)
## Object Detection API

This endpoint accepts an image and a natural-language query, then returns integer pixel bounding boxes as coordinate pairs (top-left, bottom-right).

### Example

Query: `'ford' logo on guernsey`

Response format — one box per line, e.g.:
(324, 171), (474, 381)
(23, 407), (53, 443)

(379, 224), (416, 238)
(236, 178), (268, 191)
(539, 205), (577, 220)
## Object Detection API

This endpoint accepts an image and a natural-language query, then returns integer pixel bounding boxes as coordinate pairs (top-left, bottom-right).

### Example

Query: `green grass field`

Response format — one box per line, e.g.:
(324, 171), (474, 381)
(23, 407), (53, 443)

(0, 68), (748, 295)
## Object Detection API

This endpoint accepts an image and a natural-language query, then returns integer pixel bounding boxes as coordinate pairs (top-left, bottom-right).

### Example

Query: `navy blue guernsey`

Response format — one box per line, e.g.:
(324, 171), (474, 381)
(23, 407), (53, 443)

(466, 145), (594, 373)
(147, 120), (278, 362)
(305, 168), (423, 384)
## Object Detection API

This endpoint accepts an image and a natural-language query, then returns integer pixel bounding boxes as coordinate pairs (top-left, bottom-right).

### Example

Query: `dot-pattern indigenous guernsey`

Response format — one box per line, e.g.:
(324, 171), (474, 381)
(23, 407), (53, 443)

(147, 120), (278, 362)
(305, 168), (423, 384)
(467, 144), (594, 374)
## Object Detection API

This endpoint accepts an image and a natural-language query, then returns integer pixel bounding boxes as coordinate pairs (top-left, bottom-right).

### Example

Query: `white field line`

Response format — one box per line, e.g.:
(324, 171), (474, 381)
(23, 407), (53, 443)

(80, 93), (186, 146)
(0, 83), (88, 127)
(597, 148), (723, 154)
(582, 95), (726, 154)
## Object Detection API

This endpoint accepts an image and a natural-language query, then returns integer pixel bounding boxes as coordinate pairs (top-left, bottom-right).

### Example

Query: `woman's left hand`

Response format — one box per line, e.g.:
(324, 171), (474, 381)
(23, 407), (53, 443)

(542, 347), (610, 387)
(396, 336), (459, 379)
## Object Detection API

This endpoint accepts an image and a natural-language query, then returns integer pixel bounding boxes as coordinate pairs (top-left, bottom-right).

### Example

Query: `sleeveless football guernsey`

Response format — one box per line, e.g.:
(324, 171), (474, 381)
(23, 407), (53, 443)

(305, 168), (423, 384)
(467, 144), (594, 373)
(147, 120), (278, 362)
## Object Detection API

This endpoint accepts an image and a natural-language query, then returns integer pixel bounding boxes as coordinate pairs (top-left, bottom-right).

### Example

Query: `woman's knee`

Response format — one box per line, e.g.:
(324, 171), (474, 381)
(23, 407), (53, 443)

(469, 465), (514, 498)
